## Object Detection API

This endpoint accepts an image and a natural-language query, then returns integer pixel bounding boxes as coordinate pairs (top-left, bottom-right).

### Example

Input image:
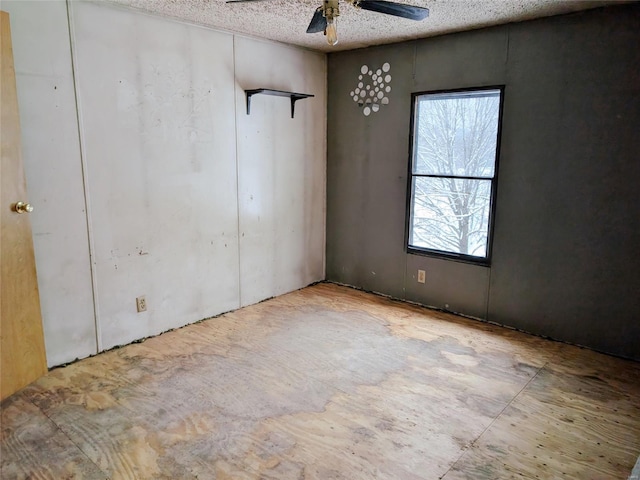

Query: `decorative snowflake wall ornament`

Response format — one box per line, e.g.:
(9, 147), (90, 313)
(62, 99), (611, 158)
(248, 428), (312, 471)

(349, 62), (392, 116)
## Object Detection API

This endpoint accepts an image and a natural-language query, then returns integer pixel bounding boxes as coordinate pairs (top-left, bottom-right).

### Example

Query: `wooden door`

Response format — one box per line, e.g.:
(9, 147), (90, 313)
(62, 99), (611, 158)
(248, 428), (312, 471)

(1, 10), (47, 401)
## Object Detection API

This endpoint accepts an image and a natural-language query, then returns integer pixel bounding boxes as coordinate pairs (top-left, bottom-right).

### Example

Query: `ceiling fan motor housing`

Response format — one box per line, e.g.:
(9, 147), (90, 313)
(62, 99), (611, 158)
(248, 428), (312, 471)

(323, 0), (340, 19)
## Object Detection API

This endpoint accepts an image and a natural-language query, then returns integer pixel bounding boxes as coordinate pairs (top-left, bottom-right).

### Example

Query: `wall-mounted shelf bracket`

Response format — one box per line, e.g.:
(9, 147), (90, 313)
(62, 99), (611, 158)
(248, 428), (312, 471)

(245, 89), (314, 118)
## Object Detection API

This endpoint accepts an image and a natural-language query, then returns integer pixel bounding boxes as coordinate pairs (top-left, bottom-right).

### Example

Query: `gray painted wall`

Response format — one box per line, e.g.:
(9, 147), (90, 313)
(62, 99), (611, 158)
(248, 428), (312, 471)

(326, 4), (640, 360)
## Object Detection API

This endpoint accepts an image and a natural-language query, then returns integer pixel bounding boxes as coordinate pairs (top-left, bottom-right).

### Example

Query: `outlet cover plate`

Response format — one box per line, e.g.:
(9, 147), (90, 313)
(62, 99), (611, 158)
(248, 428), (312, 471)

(136, 296), (147, 312)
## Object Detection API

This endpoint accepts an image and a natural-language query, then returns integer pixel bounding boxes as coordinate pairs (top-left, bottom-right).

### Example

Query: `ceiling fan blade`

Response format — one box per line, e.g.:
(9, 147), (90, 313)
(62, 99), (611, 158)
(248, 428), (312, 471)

(357, 0), (429, 20)
(306, 7), (328, 34)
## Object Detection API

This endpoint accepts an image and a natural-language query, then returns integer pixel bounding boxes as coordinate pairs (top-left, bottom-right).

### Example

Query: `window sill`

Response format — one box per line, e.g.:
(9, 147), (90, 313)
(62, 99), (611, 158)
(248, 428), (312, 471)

(407, 246), (492, 266)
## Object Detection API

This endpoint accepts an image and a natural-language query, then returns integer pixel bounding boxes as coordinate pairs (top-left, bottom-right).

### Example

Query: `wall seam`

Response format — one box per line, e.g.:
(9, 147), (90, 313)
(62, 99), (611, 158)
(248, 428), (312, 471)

(486, 24), (511, 322)
(65, 0), (102, 353)
(323, 53), (328, 280)
(232, 35), (243, 308)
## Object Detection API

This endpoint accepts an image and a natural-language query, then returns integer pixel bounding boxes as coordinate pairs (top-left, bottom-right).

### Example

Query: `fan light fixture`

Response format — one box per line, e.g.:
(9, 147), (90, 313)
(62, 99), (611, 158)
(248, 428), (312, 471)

(323, 1), (340, 45)
(320, 0), (340, 45)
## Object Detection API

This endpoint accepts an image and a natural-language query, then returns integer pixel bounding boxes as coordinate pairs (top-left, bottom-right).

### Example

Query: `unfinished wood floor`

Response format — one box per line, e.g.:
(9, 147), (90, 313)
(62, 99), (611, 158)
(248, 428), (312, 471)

(2, 283), (640, 479)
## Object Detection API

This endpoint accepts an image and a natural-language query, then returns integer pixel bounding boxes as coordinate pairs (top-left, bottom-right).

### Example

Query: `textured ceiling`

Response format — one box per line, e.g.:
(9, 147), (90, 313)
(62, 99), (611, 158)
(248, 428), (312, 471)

(104, 0), (620, 52)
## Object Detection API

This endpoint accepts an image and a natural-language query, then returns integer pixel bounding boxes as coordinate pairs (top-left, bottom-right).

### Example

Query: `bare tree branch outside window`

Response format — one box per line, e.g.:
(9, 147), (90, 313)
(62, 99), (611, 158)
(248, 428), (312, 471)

(409, 89), (501, 259)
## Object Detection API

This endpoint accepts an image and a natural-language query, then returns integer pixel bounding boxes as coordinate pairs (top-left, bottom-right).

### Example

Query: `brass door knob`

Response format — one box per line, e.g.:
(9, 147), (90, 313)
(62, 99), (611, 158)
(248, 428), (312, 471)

(14, 201), (33, 214)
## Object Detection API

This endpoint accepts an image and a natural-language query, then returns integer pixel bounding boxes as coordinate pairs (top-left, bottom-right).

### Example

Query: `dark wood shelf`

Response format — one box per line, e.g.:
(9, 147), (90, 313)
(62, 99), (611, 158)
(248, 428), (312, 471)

(245, 89), (314, 118)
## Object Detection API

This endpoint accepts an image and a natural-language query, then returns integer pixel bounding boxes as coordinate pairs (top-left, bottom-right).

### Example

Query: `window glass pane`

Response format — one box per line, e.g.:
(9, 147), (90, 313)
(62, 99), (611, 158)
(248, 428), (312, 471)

(413, 90), (500, 178)
(410, 177), (492, 257)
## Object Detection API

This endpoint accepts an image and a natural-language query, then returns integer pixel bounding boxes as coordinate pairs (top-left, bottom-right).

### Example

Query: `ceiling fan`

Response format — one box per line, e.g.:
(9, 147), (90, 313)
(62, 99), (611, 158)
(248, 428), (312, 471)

(226, 0), (429, 46)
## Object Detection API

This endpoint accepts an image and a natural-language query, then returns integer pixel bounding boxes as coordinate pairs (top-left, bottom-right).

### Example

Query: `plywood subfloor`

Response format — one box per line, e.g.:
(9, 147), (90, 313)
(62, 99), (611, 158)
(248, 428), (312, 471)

(2, 283), (639, 479)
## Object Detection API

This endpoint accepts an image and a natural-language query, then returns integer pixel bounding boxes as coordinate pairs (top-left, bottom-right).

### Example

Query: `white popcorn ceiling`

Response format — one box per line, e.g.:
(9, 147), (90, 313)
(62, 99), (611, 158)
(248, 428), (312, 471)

(103, 0), (617, 52)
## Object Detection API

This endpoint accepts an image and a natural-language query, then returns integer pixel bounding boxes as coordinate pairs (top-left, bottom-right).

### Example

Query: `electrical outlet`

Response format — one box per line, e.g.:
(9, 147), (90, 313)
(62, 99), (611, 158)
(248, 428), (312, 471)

(417, 269), (426, 284)
(136, 296), (147, 313)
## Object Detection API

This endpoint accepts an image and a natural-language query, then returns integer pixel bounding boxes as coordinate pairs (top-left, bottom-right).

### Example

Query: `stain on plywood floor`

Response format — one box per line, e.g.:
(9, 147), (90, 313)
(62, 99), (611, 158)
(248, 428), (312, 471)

(2, 283), (639, 479)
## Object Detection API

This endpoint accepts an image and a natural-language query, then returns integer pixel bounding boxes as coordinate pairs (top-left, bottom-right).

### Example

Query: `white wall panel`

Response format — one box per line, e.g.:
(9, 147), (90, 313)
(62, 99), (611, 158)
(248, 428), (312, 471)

(235, 37), (326, 306)
(7, 1), (326, 364)
(4, 1), (97, 366)
(70, 2), (240, 349)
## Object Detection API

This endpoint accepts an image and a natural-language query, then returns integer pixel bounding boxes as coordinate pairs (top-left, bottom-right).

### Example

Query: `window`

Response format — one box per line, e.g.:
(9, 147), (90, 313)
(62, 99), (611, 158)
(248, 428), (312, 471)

(407, 87), (504, 264)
